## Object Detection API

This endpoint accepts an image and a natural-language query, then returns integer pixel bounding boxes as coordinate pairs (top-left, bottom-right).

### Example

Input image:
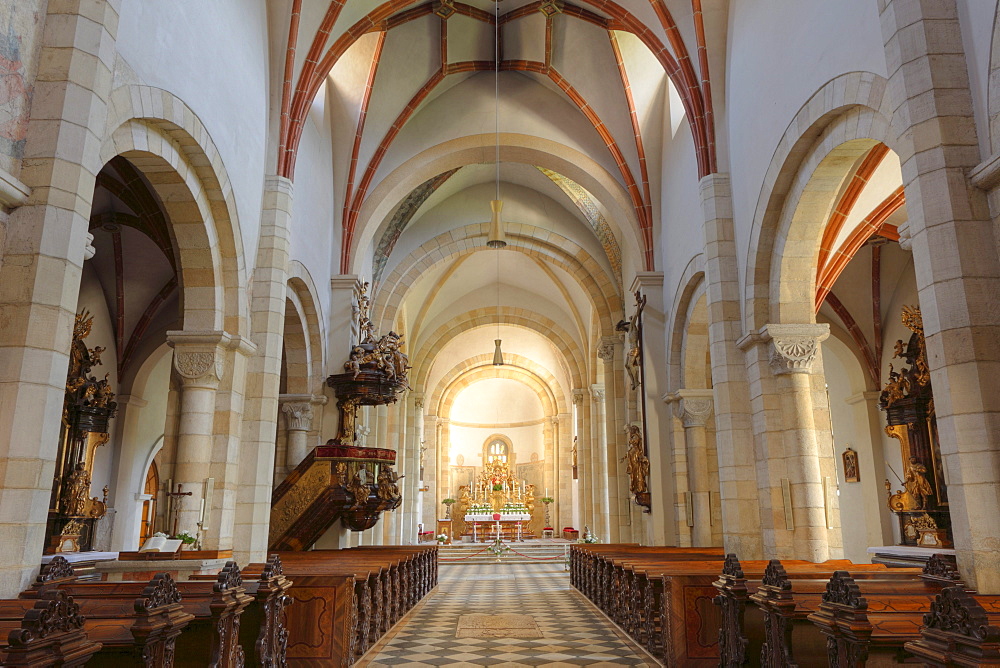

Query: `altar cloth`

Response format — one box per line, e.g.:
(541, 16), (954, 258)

(464, 513), (531, 522)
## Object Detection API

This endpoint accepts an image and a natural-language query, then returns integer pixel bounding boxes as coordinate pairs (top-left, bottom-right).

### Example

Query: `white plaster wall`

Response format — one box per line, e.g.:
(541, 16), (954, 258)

(659, 106), (704, 310)
(290, 91), (336, 329)
(956, 1), (999, 156)
(116, 0), (269, 267)
(726, 0), (889, 302)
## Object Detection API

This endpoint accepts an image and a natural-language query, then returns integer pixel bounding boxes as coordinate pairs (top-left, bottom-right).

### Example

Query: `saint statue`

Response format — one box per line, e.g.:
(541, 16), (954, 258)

(376, 464), (401, 501)
(61, 462), (91, 517)
(903, 458), (933, 510)
(524, 484), (536, 515)
(621, 424), (649, 495)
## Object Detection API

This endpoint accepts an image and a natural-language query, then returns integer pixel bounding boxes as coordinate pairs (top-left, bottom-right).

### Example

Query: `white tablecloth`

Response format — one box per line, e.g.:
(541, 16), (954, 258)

(464, 513), (531, 522)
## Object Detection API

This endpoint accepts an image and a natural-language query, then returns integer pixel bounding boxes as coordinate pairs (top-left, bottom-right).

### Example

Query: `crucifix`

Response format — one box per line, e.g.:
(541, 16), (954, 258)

(165, 483), (192, 537)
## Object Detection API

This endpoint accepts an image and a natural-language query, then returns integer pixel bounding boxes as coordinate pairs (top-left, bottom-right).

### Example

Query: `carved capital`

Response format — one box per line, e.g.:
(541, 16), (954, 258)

(674, 392), (714, 428)
(167, 331), (231, 388)
(596, 337), (616, 363)
(412, 392), (424, 409)
(572, 389), (586, 406)
(280, 400), (314, 431)
(761, 324), (829, 375)
(591, 385), (606, 403)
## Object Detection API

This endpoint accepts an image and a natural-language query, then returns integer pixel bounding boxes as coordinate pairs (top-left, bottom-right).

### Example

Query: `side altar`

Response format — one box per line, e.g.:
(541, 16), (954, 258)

(455, 460), (542, 541)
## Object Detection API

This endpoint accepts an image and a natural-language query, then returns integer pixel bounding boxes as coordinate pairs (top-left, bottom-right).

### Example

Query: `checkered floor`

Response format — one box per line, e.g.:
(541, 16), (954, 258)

(359, 563), (655, 667)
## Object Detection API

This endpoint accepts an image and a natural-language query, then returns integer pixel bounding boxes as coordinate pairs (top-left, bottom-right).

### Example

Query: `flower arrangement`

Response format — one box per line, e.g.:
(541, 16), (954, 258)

(540, 497), (555, 504)
(492, 483), (503, 491)
(486, 538), (509, 557)
(441, 498), (456, 505)
(153, 531), (167, 538)
(577, 533), (600, 544)
(174, 530), (197, 546)
(436, 533), (449, 544)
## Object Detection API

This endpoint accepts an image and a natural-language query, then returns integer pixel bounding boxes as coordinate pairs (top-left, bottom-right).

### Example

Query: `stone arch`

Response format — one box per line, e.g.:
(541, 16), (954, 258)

(374, 225), (621, 334)
(349, 134), (644, 275)
(431, 354), (568, 418)
(285, 261), (326, 397)
(667, 255), (706, 391)
(411, 309), (586, 392)
(101, 85), (248, 336)
(744, 72), (896, 331)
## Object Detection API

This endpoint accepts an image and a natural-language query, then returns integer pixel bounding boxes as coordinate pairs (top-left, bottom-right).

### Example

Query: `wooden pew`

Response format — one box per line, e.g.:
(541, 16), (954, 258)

(253, 546), (436, 666)
(237, 554), (294, 667)
(805, 569), (960, 666)
(26, 562), (249, 667)
(904, 585), (1000, 666)
(0, 589), (102, 666)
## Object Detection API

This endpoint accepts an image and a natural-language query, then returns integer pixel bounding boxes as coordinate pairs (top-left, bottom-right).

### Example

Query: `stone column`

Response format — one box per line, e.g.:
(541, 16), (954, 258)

(279, 395), (314, 473)
(750, 324), (837, 562)
(598, 336), (627, 541)
(167, 332), (228, 542)
(422, 415), (438, 532)
(630, 272), (676, 546)
(673, 390), (715, 547)
(438, 418), (451, 504)
(881, 0), (1000, 594)
(556, 412), (573, 530)
(699, 173), (763, 559)
(0, 0), (120, 597)
(572, 390), (592, 530)
(410, 395), (425, 542)
(590, 385), (611, 540)
(234, 175), (292, 563)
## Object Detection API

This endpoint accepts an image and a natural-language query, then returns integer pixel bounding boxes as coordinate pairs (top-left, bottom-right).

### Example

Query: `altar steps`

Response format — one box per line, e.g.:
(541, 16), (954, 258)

(438, 540), (571, 565)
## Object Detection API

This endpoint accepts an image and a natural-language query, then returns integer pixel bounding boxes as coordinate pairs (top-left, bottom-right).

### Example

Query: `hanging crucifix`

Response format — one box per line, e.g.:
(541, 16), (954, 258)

(165, 483), (192, 537)
(616, 290), (652, 511)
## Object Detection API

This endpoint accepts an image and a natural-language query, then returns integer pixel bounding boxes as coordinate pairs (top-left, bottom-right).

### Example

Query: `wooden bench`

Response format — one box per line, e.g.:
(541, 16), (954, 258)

(0, 589), (102, 666)
(806, 569), (970, 666)
(25, 562), (249, 667)
(904, 585), (1000, 666)
(256, 546), (436, 665)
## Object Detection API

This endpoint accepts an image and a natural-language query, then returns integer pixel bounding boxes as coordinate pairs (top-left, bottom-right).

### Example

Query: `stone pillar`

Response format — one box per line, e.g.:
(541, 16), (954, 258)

(0, 0), (120, 597)
(438, 418), (451, 504)
(556, 412), (573, 530)
(745, 324), (837, 562)
(598, 336), (628, 542)
(590, 385), (611, 540)
(699, 173), (763, 559)
(234, 175), (292, 563)
(881, 0), (1000, 594)
(630, 272), (676, 546)
(673, 390), (715, 547)
(167, 332), (228, 542)
(422, 415), (438, 532)
(279, 395), (314, 473)
(572, 390), (592, 530)
(542, 416), (555, 500)
(410, 395), (425, 542)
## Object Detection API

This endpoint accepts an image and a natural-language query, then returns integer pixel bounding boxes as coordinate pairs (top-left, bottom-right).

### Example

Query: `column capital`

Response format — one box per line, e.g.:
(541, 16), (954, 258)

(596, 336), (617, 363)
(167, 330), (232, 389)
(411, 392), (424, 409)
(629, 271), (664, 293)
(280, 398), (314, 431)
(590, 384), (605, 402)
(549, 416), (560, 426)
(667, 389), (715, 427)
(330, 274), (361, 291)
(572, 388), (586, 405)
(760, 323), (830, 375)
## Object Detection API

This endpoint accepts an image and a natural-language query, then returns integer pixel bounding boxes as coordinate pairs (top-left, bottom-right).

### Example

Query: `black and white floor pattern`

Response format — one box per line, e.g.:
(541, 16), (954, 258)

(359, 563), (654, 667)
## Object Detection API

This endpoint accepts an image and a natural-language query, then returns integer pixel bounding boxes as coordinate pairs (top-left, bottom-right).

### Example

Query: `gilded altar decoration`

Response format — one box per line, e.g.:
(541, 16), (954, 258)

(376, 464), (402, 502)
(879, 305), (952, 547)
(47, 311), (117, 553)
(622, 424), (651, 512)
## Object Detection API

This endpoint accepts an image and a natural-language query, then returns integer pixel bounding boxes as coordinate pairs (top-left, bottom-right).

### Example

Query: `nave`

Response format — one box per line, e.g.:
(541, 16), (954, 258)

(361, 562), (653, 667)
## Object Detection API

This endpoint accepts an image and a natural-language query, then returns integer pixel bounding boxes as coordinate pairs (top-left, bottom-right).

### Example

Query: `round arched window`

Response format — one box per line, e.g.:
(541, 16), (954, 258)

(486, 439), (509, 464)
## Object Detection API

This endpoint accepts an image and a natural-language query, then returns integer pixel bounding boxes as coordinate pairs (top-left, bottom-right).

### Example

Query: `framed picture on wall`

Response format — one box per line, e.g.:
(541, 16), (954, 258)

(842, 447), (860, 483)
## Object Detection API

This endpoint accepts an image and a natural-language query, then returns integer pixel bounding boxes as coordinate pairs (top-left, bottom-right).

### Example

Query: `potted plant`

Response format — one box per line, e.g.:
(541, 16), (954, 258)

(540, 497), (554, 527)
(436, 533), (449, 545)
(441, 498), (456, 519)
(173, 530), (197, 550)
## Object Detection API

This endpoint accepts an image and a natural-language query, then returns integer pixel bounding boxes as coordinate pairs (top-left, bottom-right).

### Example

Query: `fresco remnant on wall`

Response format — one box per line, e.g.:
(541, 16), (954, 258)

(0, 2), (45, 176)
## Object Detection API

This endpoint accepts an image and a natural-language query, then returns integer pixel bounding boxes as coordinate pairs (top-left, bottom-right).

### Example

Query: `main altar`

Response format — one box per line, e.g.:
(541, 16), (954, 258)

(455, 460), (542, 541)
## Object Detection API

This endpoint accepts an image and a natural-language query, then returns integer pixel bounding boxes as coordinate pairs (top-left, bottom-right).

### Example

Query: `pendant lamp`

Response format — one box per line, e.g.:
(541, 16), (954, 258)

(490, 0), (505, 364)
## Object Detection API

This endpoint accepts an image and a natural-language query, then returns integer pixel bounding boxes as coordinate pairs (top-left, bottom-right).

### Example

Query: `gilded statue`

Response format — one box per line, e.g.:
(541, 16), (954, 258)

(61, 463), (92, 517)
(621, 424), (649, 495)
(524, 484), (536, 515)
(903, 458), (933, 510)
(347, 467), (370, 508)
(376, 464), (402, 501)
(616, 290), (647, 391)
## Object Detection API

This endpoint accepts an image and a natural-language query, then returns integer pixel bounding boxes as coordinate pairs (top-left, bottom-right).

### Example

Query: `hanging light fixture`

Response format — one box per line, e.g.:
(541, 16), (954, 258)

(491, 0), (505, 365)
(486, 0), (506, 250)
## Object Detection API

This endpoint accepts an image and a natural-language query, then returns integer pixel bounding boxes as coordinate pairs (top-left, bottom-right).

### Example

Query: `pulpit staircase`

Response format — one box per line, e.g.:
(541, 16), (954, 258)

(268, 443), (401, 551)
